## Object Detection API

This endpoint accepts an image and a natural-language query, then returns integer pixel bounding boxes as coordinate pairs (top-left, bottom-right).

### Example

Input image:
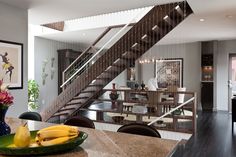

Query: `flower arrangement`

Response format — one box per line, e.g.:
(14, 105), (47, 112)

(0, 80), (14, 109)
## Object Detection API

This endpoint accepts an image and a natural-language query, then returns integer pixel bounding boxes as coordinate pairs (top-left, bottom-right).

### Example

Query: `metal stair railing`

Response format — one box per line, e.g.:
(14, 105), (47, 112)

(60, 8), (152, 89)
(62, 23), (137, 91)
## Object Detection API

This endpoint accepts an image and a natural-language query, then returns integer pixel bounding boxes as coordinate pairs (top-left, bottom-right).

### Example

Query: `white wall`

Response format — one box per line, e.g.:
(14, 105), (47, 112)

(34, 37), (84, 111)
(140, 42), (202, 109)
(104, 70), (127, 89)
(216, 39), (236, 111)
(0, 2), (28, 117)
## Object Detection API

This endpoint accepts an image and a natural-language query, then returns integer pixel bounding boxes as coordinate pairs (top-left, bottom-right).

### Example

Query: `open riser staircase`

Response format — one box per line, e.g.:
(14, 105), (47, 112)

(41, 1), (193, 122)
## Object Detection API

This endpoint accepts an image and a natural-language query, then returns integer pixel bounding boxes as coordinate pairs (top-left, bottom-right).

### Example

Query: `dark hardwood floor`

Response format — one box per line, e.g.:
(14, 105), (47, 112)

(173, 111), (236, 157)
(79, 104), (236, 156)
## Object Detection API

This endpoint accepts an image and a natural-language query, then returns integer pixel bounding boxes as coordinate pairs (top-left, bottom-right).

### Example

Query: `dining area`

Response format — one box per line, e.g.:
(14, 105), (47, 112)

(0, 116), (180, 157)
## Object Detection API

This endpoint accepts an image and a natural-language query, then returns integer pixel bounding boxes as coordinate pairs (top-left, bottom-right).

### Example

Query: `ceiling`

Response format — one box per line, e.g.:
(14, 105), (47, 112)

(1, 0), (236, 46)
(40, 27), (131, 48)
(0, 0), (182, 25)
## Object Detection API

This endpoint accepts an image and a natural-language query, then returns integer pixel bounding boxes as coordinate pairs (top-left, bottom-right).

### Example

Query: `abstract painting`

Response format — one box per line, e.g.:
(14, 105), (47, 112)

(0, 40), (23, 89)
(155, 58), (183, 88)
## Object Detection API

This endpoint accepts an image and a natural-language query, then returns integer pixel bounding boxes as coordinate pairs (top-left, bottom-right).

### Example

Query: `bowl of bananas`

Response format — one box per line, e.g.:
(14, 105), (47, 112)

(0, 124), (88, 156)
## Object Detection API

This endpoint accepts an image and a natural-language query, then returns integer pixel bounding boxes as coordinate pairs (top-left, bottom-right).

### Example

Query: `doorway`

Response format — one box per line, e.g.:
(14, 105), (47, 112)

(228, 55), (236, 113)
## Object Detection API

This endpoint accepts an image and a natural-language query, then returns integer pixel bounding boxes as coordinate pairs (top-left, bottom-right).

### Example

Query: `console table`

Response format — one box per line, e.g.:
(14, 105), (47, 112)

(82, 89), (197, 134)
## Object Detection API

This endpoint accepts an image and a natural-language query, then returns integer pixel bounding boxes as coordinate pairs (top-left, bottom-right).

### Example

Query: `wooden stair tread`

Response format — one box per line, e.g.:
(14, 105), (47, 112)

(113, 64), (126, 67)
(103, 70), (119, 74)
(73, 96), (90, 100)
(88, 84), (104, 87)
(66, 101), (83, 106)
(59, 107), (76, 112)
(96, 77), (111, 80)
(80, 90), (96, 93)
(52, 112), (69, 117)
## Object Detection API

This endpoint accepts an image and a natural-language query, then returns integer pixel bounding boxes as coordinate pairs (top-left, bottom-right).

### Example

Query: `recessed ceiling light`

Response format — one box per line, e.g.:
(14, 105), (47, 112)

(226, 15), (233, 18)
(199, 18), (205, 22)
(82, 33), (86, 36)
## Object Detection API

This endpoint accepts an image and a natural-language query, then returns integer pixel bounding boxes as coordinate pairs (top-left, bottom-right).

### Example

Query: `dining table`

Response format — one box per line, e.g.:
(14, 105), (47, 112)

(1, 117), (180, 157)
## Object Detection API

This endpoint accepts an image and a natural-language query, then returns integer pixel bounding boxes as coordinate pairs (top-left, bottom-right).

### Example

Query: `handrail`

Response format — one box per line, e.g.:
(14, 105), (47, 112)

(61, 24), (137, 90)
(62, 23), (137, 82)
(63, 27), (111, 73)
(60, 8), (152, 88)
(148, 97), (195, 126)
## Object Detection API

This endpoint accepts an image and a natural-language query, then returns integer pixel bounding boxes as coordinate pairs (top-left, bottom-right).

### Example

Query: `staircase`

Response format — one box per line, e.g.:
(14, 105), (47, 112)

(41, 1), (193, 122)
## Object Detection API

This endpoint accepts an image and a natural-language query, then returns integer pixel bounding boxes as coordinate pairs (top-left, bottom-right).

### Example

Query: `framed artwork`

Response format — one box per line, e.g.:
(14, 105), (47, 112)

(155, 58), (183, 88)
(0, 40), (23, 89)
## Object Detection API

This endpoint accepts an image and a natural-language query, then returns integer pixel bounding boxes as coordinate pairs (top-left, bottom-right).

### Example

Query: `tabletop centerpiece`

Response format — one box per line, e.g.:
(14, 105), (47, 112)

(109, 83), (119, 101)
(0, 80), (14, 136)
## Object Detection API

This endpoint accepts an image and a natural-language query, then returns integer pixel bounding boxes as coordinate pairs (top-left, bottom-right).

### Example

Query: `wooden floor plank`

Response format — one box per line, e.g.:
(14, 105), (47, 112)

(173, 111), (236, 157)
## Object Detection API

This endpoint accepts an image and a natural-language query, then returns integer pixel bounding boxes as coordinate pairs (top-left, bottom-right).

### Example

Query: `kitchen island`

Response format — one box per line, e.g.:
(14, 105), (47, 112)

(2, 117), (179, 157)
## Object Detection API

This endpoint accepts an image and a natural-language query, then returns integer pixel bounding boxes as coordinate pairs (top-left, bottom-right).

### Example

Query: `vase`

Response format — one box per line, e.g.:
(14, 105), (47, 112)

(134, 82), (139, 90)
(0, 107), (11, 136)
(110, 83), (119, 101)
(141, 81), (145, 90)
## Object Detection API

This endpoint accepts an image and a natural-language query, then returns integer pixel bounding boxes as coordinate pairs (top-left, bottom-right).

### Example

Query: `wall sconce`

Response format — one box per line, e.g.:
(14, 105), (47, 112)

(42, 59), (48, 73)
(51, 57), (55, 68)
(51, 57), (55, 80)
(51, 67), (55, 80)
(42, 59), (48, 85)
(42, 73), (48, 85)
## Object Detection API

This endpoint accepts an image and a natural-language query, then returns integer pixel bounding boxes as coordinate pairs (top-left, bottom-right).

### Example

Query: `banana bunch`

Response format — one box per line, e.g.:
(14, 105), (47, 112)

(35, 125), (79, 146)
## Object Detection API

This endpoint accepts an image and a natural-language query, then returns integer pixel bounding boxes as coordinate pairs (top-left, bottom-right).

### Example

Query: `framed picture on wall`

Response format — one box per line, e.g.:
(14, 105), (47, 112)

(0, 40), (23, 89)
(155, 58), (183, 88)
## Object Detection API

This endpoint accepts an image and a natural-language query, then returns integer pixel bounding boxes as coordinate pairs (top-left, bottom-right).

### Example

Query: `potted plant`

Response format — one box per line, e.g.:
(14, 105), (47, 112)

(28, 80), (39, 111)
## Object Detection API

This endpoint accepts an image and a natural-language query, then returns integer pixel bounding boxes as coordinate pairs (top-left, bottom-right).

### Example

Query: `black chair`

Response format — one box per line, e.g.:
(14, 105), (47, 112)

(19, 112), (42, 121)
(117, 123), (161, 138)
(64, 116), (95, 129)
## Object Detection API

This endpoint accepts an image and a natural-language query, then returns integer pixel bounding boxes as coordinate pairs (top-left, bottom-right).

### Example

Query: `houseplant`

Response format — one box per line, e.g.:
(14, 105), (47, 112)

(28, 80), (39, 111)
(0, 80), (14, 136)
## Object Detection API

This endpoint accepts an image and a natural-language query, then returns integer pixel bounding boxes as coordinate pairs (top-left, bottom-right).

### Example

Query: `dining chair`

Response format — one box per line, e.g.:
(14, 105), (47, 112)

(64, 115), (95, 129)
(117, 123), (161, 138)
(162, 85), (178, 113)
(19, 112), (42, 121)
(163, 86), (187, 115)
(177, 87), (186, 115)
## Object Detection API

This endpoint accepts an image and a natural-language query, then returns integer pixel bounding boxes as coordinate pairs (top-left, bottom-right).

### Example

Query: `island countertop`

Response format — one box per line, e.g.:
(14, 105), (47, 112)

(2, 117), (179, 157)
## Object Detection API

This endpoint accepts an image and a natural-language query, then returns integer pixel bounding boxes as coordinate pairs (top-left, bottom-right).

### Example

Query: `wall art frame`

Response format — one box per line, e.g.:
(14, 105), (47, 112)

(0, 40), (23, 89)
(155, 58), (183, 88)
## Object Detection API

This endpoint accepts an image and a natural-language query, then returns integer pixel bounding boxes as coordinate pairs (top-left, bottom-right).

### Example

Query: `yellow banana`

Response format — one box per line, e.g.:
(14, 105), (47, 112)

(29, 142), (39, 148)
(38, 125), (78, 133)
(35, 136), (40, 145)
(37, 130), (78, 140)
(40, 135), (78, 146)
(7, 144), (16, 148)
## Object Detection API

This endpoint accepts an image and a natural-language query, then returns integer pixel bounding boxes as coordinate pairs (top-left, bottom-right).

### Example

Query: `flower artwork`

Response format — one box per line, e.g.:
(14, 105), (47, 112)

(0, 80), (14, 108)
(0, 40), (23, 89)
(0, 52), (14, 82)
